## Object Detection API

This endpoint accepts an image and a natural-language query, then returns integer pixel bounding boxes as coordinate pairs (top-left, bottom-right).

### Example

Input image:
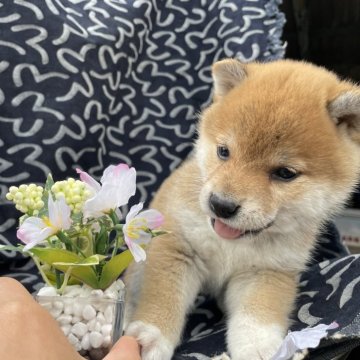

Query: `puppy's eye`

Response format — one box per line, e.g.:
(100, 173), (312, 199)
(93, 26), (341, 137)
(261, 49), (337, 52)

(217, 145), (230, 160)
(271, 167), (298, 182)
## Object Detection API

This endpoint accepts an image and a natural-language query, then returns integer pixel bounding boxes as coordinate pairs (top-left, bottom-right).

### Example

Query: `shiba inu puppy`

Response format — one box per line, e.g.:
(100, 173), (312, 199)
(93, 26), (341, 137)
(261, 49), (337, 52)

(124, 59), (360, 360)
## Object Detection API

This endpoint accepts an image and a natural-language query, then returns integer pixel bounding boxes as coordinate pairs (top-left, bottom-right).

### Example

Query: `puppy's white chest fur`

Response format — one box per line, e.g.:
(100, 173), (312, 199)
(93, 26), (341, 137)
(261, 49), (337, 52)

(179, 208), (303, 296)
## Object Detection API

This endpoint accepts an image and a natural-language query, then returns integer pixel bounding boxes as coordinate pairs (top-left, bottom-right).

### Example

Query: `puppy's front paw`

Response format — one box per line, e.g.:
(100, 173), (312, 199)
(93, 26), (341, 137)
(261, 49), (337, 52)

(125, 321), (174, 360)
(228, 325), (283, 360)
(237, 339), (282, 360)
(212, 353), (231, 360)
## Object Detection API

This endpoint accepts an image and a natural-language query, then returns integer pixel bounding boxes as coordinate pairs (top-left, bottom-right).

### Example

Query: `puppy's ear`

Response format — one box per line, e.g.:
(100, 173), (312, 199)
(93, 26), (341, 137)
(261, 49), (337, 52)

(328, 90), (360, 143)
(212, 59), (247, 99)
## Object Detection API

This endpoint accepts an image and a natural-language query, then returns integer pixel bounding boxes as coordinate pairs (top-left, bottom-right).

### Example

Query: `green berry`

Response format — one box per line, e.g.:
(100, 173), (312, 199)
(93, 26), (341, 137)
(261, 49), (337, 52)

(15, 192), (23, 200)
(6, 184), (44, 214)
(51, 178), (91, 214)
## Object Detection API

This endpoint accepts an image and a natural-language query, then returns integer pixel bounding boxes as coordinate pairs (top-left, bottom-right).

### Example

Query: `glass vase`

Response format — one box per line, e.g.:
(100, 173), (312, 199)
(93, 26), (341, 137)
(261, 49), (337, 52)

(35, 284), (125, 360)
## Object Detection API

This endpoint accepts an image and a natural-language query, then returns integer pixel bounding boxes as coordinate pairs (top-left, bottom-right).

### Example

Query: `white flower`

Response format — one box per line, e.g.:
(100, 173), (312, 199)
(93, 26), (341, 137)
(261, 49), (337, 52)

(77, 164), (136, 219)
(17, 196), (72, 251)
(123, 202), (164, 262)
(270, 322), (339, 360)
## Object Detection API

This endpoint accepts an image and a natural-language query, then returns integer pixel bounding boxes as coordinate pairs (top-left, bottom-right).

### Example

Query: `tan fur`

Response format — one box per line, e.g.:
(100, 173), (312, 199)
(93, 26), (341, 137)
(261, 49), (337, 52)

(125, 59), (360, 360)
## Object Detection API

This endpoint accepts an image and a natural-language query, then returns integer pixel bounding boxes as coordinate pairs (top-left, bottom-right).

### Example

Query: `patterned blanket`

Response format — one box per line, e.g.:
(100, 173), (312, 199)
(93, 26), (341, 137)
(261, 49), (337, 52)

(0, 1), (359, 359)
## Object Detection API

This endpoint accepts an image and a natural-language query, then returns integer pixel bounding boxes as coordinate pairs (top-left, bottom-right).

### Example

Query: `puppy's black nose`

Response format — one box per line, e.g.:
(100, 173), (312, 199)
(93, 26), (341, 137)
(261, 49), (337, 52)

(209, 193), (240, 219)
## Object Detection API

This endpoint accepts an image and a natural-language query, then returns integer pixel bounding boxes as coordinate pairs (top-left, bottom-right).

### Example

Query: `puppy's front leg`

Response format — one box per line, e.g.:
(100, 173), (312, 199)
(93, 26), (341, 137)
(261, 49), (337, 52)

(225, 271), (297, 360)
(126, 237), (202, 360)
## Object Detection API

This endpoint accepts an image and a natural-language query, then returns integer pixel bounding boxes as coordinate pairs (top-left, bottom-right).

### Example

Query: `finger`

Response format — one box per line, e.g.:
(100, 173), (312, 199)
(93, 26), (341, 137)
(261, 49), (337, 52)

(0, 277), (36, 303)
(103, 336), (141, 360)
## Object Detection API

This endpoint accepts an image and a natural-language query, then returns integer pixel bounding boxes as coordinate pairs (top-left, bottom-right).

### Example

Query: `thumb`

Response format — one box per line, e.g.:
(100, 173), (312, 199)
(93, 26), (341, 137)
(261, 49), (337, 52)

(103, 336), (141, 360)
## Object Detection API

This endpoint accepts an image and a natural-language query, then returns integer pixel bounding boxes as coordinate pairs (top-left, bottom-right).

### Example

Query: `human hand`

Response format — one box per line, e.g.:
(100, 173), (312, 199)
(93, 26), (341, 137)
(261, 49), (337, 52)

(0, 278), (141, 360)
(103, 336), (141, 360)
(0, 277), (83, 360)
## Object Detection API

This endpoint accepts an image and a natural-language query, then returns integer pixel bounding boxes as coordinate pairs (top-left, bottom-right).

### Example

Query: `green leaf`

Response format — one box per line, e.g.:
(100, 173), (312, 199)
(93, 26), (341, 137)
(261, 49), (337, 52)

(44, 270), (81, 286)
(53, 254), (106, 267)
(98, 250), (133, 289)
(44, 173), (55, 191)
(38, 174), (54, 217)
(0, 245), (24, 252)
(30, 248), (99, 288)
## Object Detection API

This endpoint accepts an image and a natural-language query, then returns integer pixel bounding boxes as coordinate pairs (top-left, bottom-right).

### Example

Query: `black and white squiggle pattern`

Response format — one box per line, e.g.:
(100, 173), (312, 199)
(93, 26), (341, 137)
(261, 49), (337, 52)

(0, 0), (285, 262)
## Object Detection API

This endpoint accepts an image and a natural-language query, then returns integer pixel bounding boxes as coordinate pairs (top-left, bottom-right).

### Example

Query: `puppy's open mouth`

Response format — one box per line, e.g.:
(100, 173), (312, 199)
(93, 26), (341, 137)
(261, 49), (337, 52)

(211, 218), (273, 240)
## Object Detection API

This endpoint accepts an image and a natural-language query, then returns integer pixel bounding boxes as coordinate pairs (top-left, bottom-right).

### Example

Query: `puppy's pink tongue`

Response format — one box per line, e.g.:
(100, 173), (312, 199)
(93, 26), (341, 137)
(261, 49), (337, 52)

(213, 219), (244, 239)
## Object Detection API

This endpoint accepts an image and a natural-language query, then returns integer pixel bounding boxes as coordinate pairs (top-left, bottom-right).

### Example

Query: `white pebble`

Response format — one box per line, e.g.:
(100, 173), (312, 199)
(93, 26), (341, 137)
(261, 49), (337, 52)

(101, 324), (112, 337)
(64, 304), (74, 315)
(71, 316), (81, 324)
(53, 301), (64, 311)
(104, 287), (118, 300)
(74, 342), (82, 352)
(57, 314), (72, 325)
(89, 320), (102, 333)
(89, 331), (103, 349)
(49, 308), (62, 318)
(71, 322), (88, 337)
(81, 333), (90, 351)
(63, 285), (82, 297)
(96, 303), (108, 313)
(37, 286), (58, 297)
(90, 289), (104, 297)
(94, 321), (102, 333)
(103, 335), (112, 347)
(60, 324), (71, 336)
(73, 302), (83, 317)
(96, 312), (106, 325)
(104, 306), (114, 323)
(113, 279), (125, 291)
(38, 301), (52, 310)
(105, 282), (116, 293)
(92, 301), (103, 312)
(82, 305), (96, 320)
(67, 333), (79, 346)
(78, 285), (92, 297)
(88, 318), (97, 331)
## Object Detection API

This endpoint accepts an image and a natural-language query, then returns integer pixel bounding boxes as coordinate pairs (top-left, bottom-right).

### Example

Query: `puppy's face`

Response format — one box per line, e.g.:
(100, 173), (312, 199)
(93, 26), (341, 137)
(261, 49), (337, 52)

(196, 60), (360, 240)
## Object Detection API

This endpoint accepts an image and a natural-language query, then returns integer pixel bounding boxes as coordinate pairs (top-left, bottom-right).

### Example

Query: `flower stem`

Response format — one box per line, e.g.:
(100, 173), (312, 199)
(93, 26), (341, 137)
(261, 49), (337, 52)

(58, 267), (73, 294)
(113, 224), (123, 232)
(55, 269), (62, 289)
(32, 256), (53, 287)
(71, 241), (87, 258)
(109, 210), (119, 226)
(57, 231), (73, 251)
(111, 234), (123, 258)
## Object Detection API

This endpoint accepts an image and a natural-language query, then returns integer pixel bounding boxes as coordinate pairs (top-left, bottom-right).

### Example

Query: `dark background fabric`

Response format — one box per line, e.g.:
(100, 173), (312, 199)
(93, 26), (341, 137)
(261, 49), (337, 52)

(0, 0), (285, 264)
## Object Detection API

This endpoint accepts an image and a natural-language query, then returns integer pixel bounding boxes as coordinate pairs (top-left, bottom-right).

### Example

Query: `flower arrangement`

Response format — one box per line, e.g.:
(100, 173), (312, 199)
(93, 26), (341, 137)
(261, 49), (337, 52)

(1, 164), (165, 292)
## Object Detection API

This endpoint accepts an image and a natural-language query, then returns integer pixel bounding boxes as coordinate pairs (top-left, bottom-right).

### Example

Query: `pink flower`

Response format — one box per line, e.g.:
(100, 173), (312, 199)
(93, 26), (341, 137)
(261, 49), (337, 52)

(123, 202), (164, 262)
(77, 164), (136, 219)
(17, 196), (72, 251)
